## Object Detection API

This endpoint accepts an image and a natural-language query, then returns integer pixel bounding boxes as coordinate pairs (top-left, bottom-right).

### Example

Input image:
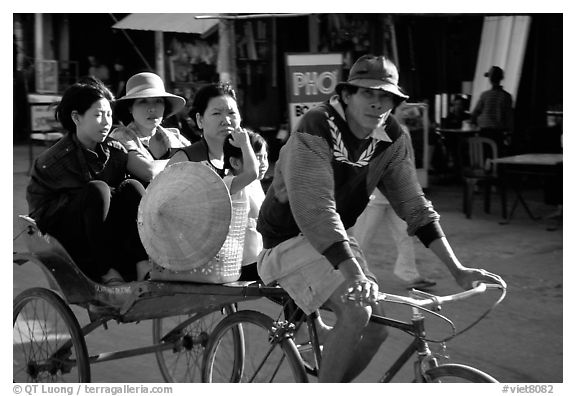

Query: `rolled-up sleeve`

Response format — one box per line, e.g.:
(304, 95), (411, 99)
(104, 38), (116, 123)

(376, 133), (444, 247)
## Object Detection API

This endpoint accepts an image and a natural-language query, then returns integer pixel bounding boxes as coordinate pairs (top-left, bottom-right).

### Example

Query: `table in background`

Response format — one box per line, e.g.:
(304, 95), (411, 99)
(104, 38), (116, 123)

(492, 153), (563, 224)
(435, 127), (480, 179)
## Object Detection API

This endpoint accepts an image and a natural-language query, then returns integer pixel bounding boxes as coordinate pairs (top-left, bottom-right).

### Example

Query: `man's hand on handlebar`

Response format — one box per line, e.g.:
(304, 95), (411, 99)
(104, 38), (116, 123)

(341, 277), (379, 306)
(454, 267), (507, 291)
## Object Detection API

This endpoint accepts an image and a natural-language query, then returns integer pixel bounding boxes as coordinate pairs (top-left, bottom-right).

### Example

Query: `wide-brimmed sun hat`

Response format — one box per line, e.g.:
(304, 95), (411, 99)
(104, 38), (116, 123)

(137, 162), (232, 271)
(116, 72), (186, 117)
(336, 55), (409, 100)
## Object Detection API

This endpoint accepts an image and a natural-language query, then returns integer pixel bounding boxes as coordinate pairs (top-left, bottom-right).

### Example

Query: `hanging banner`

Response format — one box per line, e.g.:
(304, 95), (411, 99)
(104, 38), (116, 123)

(285, 53), (343, 132)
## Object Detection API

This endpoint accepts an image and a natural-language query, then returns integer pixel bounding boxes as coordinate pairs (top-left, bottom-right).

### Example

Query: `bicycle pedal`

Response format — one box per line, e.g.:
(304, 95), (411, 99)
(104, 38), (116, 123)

(296, 343), (313, 352)
(297, 343), (322, 371)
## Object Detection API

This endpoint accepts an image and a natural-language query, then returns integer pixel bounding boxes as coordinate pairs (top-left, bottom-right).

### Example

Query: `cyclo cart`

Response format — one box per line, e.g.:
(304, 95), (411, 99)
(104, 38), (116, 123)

(13, 162), (289, 383)
(13, 214), (288, 383)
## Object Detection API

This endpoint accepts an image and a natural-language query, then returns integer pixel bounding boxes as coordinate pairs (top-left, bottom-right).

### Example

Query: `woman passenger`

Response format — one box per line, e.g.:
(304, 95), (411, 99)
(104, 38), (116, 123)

(26, 76), (149, 285)
(167, 82), (241, 177)
(110, 72), (190, 184)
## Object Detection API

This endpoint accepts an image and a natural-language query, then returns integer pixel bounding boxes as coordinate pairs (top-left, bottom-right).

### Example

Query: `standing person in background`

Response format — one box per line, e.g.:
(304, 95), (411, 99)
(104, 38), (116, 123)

(354, 189), (436, 290)
(26, 76), (149, 284)
(87, 55), (110, 88)
(353, 123), (436, 291)
(168, 82), (240, 178)
(110, 72), (190, 185)
(256, 54), (506, 382)
(470, 66), (514, 154)
(110, 58), (127, 98)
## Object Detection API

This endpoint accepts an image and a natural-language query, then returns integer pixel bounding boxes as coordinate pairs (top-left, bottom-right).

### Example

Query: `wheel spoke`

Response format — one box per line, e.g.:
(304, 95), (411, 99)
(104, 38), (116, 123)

(203, 310), (308, 383)
(153, 306), (234, 382)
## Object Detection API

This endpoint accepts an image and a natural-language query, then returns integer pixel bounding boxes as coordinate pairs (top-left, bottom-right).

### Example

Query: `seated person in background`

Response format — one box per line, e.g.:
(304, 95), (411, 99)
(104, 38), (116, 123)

(26, 77), (149, 284)
(445, 94), (470, 129)
(162, 86), (203, 144)
(222, 129), (269, 281)
(110, 72), (190, 184)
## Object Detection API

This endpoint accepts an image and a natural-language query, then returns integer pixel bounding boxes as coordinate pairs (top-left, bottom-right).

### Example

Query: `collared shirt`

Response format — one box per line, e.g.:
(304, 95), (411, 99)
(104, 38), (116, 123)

(26, 132), (129, 232)
(110, 122), (190, 160)
(257, 97), (444, 270)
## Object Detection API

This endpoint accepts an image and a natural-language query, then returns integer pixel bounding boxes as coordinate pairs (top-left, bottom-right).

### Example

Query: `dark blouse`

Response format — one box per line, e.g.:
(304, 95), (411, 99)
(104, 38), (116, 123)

(26, 132), (129, 232)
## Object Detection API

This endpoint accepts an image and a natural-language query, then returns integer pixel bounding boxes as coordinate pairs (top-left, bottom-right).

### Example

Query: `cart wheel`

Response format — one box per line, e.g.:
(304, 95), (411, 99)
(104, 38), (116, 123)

(153, 305), (237, 382)
(13, 287), (91, 382)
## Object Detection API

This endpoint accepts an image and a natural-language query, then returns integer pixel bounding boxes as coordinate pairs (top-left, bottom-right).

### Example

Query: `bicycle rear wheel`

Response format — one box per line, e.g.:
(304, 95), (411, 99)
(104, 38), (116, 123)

(424, 363), (498, 383)
(202, 310), (308, 382)
(13, 287), (90, 382)
(153, 305), (236, 382)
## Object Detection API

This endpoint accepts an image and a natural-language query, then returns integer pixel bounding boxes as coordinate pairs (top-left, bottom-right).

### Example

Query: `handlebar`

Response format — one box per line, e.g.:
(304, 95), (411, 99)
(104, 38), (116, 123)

(344, 282), (505, 342)
(377, 282), (504, 310)
(379, 282), (506, 342)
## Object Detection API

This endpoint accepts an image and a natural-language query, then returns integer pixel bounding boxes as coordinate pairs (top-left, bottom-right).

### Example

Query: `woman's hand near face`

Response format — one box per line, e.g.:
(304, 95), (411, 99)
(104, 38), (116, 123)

(229, 127), (250, 148)
(149, 131), (171, 159)
(227, 128), (258, 195)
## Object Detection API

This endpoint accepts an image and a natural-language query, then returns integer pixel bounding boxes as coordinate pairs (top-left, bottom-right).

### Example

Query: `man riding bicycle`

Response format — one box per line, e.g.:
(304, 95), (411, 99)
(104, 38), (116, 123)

(256, 55), (505, 382)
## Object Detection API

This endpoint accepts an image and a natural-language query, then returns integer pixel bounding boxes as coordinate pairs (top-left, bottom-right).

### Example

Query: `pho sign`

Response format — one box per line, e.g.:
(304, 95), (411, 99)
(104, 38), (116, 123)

(285, 53), (343, 131)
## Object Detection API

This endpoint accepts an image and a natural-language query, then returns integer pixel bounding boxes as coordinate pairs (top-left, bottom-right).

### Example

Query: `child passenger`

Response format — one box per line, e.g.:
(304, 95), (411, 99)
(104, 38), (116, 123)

(222, 129), (269, 281)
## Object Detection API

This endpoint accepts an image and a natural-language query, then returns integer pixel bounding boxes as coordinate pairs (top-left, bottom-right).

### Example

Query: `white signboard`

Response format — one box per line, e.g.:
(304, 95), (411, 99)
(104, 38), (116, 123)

(285, 53), (343, 131)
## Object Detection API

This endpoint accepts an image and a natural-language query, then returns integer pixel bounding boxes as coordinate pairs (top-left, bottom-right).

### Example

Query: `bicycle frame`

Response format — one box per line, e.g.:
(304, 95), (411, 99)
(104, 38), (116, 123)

(370, 313), (438, 382)
(296, 301), (442, 382)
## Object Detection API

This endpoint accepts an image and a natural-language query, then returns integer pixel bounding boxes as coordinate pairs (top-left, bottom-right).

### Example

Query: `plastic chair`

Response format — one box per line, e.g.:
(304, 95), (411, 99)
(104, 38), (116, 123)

(460, 137), (503, 218)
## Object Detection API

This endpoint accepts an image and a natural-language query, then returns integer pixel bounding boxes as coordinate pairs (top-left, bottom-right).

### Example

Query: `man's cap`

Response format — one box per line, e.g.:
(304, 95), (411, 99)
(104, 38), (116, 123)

(484, 66), (504, 81)
(336, 55), (409, 100)
(137, 162), (232, 271)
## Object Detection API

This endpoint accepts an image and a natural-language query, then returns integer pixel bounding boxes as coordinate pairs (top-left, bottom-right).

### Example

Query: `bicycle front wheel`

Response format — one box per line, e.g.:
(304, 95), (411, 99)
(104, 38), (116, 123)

(202, 310), (308, 382)
(424, 363), (498, 383)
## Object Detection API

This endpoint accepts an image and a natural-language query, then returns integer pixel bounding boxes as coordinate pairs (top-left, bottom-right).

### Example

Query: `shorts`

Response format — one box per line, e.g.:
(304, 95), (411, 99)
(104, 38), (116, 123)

(257, 233), (375, 315)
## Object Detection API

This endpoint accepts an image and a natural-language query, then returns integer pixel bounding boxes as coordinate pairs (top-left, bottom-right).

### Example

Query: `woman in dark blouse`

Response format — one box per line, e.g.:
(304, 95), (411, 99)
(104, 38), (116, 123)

(167, 82), (241, 177)
(26, 76), (148, 284)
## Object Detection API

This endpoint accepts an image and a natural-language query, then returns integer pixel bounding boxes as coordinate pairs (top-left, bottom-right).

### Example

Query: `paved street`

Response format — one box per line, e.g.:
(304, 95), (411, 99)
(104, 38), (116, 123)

(12, 143), (563, 383)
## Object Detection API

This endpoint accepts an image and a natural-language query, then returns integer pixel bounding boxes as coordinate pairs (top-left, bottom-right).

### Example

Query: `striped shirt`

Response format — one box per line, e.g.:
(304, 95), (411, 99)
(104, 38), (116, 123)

(471, 86), (513, 130)
(257, 97), (444, 269)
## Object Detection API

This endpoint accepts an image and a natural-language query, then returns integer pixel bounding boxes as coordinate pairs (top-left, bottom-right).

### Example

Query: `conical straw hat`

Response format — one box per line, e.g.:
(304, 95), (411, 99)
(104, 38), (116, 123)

(137, 162), (231, 271)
